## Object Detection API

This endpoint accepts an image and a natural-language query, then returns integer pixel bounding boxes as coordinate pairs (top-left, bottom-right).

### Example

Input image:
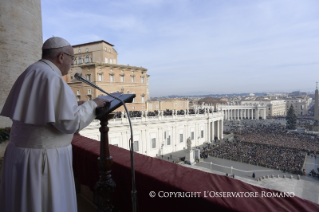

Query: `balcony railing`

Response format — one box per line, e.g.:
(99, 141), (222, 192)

(71, 134), (319, 212)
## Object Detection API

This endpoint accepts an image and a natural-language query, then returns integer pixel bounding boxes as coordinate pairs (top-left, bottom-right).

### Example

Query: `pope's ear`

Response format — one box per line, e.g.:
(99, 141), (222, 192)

(57, 52), (64, 64)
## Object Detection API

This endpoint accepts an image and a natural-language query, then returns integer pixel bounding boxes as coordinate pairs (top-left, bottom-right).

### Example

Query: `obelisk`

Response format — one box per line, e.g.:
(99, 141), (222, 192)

(314, 82), (319, 131)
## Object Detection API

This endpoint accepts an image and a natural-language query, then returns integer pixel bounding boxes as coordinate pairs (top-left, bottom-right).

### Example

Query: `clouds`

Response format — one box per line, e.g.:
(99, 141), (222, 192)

(42, 0), (319, 96)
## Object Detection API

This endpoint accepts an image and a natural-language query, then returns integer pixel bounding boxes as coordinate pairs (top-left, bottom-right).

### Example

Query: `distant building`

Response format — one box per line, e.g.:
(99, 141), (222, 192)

(242, 100), (286, 117)
(241, 96), (312, 117)
(62, 40), (150, 111)
(285, 97), (312, 116)
(147, 98), (189, 111)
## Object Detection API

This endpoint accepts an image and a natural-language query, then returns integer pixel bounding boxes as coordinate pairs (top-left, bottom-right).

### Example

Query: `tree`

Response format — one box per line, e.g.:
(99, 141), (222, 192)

(286, 105), (297, 130)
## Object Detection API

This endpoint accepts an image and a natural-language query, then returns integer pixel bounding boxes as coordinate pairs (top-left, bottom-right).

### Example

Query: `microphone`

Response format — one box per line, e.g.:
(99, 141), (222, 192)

(74, 72), (138, 211)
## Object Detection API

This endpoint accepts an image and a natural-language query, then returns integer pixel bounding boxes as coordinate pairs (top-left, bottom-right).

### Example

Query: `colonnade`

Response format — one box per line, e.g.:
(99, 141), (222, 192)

(222, 107), (267, 120)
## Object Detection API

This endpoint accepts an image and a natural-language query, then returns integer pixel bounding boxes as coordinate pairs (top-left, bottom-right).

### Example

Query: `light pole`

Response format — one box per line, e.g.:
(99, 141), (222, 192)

(161, 143), (164, 158)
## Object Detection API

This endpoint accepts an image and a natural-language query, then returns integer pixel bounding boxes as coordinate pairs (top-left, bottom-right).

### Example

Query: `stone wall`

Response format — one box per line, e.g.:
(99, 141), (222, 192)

(0, 0), (43, 127)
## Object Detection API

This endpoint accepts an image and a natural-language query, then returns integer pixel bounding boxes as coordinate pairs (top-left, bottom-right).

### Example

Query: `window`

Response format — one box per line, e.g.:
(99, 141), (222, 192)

(88, 89), (91, 94)
(104, 47), (107, 52)
(77, 90), (80, 95)
(142, 96), (144, 103)
(142, 106), (144, 109)
(131, 76), (135, 82)
(120, 76), (124, 82)
(149, 104), (152, 109)
(98, 74), (102, 81)
(175, 103), (177, 108)
(132, 106), (135, 110)
(151, 138), (156, 148)
(86, 48), (88, 52)
(86, 74), (91, 81)
(114, 59), (116, 64)
(133, 141), (139, 152)
(110, 59), (113, 64)
(167, 135), (171, 145)
(78, 57), (82, 64)
(110, 75), (114, 82)
(78, 49), (81, 53)
(156, 104), (159, 109)
(201, 130), (204, 138)
(133, 98), (135, 103)
(77, 97), (80, 101)
(180, 134), (183, 142)
(105, 57), (108, 63)
(191, 132), (194, 140)
(180, 103), (183, 107)
(86, 56), (89, 63)
(141, 77), (144, 83)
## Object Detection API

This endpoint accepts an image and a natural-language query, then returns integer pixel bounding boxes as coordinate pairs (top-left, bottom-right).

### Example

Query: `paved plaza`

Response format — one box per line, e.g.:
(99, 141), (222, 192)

(160, 142), (319, 205)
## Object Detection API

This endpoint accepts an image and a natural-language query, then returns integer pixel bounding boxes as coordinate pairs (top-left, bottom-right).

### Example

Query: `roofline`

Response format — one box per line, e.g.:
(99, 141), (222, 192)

(71, 62), (148, 72)
(72, 40), (114, 47)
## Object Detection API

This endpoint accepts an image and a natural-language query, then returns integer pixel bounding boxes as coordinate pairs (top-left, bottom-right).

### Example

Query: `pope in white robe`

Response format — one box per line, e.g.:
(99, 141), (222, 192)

(0, 37), (106, 212)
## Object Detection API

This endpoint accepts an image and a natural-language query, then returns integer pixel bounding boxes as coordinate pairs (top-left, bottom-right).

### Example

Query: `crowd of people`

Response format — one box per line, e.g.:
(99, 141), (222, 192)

(113, 108), (212, 118)
(232, 121), (319, 154)
(210, 141), (306, 174)
(209, 119), (319, 175)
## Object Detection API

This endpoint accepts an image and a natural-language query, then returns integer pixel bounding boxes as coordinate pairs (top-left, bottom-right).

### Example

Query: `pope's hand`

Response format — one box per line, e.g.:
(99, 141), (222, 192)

(93, 98), (109, 107)
(77, 101), (85, 106)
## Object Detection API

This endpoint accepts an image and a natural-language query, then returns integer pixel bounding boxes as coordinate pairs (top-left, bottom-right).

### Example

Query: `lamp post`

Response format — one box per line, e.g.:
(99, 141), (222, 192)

(161, 143), (164, 158)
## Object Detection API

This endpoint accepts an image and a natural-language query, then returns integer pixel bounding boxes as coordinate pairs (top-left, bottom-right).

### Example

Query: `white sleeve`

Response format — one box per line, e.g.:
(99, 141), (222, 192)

(51, 100), (98, 134)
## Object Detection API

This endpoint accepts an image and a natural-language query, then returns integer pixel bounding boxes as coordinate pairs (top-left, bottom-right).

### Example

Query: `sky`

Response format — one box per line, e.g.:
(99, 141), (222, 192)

(42, 0), (319, 97)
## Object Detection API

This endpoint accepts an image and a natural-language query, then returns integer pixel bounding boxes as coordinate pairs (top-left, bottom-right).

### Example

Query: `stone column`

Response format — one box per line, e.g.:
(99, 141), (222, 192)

(264, 109), (266, 119)
(0, 0), (43, 128)
(216, 120), (220, 139)
(211, 121), (215, 141)
(220, 120), (223, 139)
(255, 108), (259, 120)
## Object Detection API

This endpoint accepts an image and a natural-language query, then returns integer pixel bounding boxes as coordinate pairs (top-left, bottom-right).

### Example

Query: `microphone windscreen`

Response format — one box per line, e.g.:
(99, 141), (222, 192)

(74, 73), (82, 80)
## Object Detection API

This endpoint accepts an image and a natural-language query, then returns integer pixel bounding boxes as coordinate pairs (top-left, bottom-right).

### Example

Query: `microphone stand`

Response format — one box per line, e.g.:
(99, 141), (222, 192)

(74, 73), (138, 212)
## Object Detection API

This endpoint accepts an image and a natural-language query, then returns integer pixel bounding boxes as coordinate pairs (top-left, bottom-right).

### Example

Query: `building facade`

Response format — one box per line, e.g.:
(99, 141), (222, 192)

(80, 110), (224, 157)
(63, 40), (150, 111)
(242, 100), (286, 117)
(285, 97), (312, 116)
(147, 99), (189, 111)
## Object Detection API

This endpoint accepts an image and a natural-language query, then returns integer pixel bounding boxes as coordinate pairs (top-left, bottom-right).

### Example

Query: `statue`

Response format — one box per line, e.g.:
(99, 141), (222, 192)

(187, 137), (192, 151)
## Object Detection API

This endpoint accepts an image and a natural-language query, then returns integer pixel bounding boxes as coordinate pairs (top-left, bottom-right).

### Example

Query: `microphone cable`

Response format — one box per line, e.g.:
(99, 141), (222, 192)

(74, 73), (138, 212)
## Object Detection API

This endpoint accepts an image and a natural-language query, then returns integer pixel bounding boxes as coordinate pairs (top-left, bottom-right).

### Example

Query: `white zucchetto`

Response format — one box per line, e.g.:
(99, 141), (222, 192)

(42, 37), (71, 49)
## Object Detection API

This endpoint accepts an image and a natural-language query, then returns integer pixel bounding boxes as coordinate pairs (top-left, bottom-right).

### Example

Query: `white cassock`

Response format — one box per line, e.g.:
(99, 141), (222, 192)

(0, 59), (97, 212)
